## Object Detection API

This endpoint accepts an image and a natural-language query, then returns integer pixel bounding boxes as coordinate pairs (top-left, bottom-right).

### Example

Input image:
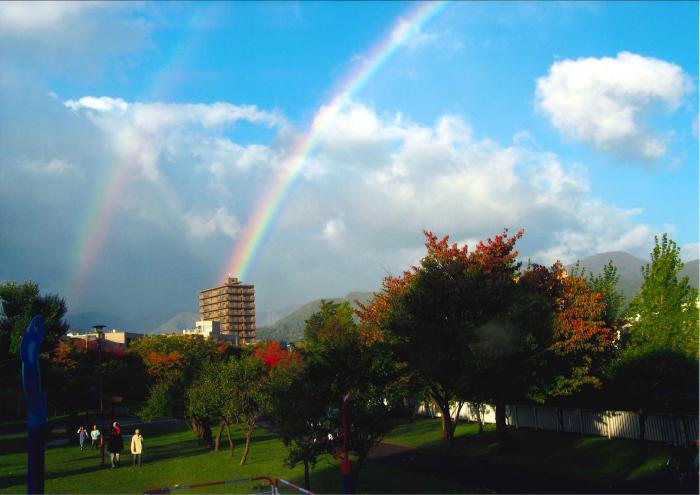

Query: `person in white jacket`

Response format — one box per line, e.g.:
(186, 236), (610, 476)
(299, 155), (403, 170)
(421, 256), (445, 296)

(130, 429), (144, 467)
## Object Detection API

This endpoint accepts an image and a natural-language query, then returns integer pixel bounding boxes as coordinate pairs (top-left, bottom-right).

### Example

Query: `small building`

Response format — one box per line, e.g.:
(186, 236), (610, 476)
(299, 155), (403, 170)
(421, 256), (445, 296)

(182, 320), (238, 345)
(66, 328), (144, 351)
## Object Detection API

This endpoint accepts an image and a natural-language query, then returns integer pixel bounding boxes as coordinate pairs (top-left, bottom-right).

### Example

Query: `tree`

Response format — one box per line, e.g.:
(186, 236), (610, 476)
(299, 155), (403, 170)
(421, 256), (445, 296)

(625, 234), (699, 357)
(609, 348), (698, 441)
(358, 230), (523, 446)
(609, 235), (699, 441)
(266, 354), (326, 491)
(586, 261), (625, 331)
(0, 281), (69, 419)
(0, 281), (68, 357)
(222, 352), (268, 465)
(131, 334), (225, 443)
(547, 265), (615, 398)
(306, 300), (404, 493)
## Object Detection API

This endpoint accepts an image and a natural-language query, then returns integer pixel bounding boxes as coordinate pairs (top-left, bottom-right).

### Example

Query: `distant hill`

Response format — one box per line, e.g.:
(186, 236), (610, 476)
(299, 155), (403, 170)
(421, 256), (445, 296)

(155, 311), (199, 333)
(67, 310), (198, 334)
(256, 291), (375, 343)
(567, 251), (699, 304)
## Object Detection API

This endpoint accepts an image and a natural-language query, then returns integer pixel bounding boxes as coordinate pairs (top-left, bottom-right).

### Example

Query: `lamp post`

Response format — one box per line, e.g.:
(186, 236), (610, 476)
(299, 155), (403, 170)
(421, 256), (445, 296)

(341, 391), (352, 494)
(93, 325), (106, 468)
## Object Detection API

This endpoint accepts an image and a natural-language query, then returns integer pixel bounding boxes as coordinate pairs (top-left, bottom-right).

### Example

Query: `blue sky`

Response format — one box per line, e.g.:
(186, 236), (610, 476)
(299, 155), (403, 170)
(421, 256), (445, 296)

(0, 1), (697, 324)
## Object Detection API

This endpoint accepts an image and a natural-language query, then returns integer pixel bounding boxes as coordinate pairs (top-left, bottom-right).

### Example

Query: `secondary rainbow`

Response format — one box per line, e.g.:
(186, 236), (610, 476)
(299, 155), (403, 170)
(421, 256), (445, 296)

(223, 0), (448, 282)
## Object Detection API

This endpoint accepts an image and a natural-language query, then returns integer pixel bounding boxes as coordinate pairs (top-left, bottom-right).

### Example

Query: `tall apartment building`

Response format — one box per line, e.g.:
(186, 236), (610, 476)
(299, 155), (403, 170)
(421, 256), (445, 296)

(199, 276), (256, 345)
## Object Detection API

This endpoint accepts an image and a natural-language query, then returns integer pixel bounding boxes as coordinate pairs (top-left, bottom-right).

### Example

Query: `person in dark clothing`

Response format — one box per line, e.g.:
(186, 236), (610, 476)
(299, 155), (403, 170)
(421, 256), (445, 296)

(107, 423), (124, 468)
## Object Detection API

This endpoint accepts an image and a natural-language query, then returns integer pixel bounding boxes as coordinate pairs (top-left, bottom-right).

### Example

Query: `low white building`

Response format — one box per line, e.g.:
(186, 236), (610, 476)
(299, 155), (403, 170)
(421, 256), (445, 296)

(182, 320), (238, 345)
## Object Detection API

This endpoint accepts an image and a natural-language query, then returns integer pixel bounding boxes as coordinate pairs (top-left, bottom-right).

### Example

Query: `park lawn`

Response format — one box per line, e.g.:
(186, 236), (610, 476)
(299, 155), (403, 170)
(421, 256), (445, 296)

(384, 417), (668, 486)
(0, 421), (470, 494)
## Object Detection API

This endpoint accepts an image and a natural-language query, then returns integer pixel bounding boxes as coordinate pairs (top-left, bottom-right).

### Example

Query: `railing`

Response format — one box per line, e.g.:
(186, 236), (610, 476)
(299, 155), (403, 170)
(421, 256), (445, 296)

(143, 477), (314, 495)
(419, 402), (699, 444)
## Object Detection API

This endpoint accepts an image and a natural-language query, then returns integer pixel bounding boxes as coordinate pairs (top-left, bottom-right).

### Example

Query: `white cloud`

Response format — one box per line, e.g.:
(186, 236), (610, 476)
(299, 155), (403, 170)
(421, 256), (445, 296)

(64, 96), (283, 181)
(65, 96), (128, 114)
(0, 2), (97, 30)
(321, 218), (346, 245)
(184, 207), (239, 240)
(681, 243), (699, 261)
(536, 52), (692, 160)
(23, 157), (81, 177)
(282, 101), (660, 270)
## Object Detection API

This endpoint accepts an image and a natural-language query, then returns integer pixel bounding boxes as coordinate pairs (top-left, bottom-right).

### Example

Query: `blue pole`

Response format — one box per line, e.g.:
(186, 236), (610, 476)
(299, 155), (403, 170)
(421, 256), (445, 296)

(21, 316), (47, 494)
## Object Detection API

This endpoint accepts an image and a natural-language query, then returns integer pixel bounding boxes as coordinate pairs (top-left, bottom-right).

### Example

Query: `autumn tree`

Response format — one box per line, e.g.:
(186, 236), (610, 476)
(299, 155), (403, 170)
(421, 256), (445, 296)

(359, 230), (523, 446)
(131, 334), (224, 442)
(547, 264), (615, 398)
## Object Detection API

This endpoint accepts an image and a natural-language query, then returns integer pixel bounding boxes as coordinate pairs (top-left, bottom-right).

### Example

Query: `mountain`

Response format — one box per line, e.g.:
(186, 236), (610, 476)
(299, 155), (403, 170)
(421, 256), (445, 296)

(567, 251), (699, 304)
(256, 291), (375, 343)
(155, 311), (199, 333)
(66, 312), (130, 333)
(67, 310), (198, 334)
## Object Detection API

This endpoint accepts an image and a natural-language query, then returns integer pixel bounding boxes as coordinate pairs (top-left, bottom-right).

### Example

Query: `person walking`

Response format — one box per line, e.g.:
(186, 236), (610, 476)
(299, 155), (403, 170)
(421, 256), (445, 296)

(77, 426), (89, 451)
(130, 428), (144, 467)
(107, 423), (123, 468)
(90, 424), (101, 450)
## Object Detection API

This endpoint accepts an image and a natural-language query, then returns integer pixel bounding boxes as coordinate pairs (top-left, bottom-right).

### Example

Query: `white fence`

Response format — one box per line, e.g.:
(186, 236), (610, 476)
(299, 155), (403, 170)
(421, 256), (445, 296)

(418, 402), (699, 445)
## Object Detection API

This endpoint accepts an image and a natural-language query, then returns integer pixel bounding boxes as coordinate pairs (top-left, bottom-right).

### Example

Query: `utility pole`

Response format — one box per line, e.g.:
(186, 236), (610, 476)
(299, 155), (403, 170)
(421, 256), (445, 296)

(93, 325), (106, 468)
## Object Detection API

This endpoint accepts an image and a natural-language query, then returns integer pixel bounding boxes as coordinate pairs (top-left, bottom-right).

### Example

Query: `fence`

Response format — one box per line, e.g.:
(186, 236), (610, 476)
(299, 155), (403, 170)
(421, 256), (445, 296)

(418, 402), (699, 445)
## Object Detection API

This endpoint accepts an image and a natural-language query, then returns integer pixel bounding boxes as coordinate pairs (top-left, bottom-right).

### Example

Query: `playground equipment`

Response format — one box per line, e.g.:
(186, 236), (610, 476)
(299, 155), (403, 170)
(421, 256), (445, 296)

(142, 477), (315, 495)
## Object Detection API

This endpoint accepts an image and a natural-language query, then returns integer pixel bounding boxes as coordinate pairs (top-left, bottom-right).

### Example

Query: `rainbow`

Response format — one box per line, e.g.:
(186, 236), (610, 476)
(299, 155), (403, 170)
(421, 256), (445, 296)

(223, 0), (448, 282)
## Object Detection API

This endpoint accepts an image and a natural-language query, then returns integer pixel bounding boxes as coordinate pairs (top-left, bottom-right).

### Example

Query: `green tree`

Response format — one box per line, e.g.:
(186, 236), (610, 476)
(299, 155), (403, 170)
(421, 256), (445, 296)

(307, 300), (404, 493)
(0, 281), (69, 357)
(609, 348), (698, 441)
(586, 261), (625, 331)
(0, 281), (69, 419)
(626, 234), (699, 357)
(266, 357), (327, 491)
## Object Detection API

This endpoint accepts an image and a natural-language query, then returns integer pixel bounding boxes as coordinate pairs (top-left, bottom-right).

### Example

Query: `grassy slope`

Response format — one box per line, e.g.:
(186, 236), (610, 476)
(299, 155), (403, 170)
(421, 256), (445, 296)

(0, 422), (467, 494)
(384, 418), (669, 487)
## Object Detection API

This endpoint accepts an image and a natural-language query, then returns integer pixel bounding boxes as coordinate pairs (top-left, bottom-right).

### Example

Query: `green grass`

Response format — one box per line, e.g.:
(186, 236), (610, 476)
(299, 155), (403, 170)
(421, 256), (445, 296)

(0, 421), (469, 494)
(385, 417), (669, 486)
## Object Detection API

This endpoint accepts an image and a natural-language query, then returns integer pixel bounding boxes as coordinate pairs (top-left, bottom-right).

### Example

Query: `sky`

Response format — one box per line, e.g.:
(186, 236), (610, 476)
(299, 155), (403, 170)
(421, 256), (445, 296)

(0, 1), (698, 324)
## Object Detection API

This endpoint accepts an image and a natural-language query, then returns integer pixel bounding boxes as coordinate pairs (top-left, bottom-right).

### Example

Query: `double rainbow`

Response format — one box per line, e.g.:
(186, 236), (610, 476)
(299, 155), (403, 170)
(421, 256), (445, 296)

(223, 0), (447, 282)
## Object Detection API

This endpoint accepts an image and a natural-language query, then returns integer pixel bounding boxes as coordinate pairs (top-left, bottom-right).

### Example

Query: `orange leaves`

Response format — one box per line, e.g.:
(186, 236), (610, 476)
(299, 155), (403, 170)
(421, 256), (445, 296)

(551, 273), (614, 356)
(145, 350), (182, 377)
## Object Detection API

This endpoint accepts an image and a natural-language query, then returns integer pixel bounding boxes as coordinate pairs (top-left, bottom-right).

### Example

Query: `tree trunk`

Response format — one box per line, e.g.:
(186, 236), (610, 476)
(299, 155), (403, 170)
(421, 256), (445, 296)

(303, 459), (310, 491)
(435, 398), (454, 446)
(225, 421), (234, 457)
(214, 419), (224, 452)
(201, 419), (213, 449)
(239, 428), (252, 465)
(475, 403), (484, 434)
(638, 409), (648, 442)
(349, 453), (367, 494)
(495, 398), (508, 448)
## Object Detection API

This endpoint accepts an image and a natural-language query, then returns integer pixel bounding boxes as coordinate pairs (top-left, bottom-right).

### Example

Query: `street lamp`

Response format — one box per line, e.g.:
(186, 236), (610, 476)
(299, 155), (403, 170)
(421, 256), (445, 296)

(341, 390), (352, 494)
(92, 325), (106, 468)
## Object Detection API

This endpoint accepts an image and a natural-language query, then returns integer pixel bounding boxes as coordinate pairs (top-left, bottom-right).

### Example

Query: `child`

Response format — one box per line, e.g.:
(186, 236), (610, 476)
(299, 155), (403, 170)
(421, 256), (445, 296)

(77, 426), (89, 451)
(90, 424), (101, 449)
(130, 428), (144, 467)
